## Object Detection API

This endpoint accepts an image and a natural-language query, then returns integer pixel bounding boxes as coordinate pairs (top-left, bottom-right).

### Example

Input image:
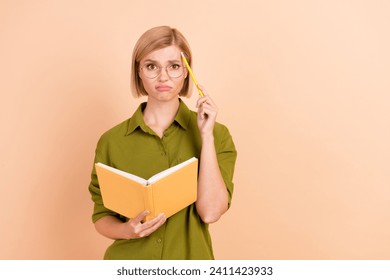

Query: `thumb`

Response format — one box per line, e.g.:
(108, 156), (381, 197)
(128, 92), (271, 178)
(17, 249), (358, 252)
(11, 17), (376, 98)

(132, 210), (150, 224)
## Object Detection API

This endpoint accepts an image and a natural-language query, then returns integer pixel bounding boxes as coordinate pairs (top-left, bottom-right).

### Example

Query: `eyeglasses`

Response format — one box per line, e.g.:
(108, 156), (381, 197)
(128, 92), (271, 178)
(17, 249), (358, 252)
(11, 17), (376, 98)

(140, 63), (185, 79)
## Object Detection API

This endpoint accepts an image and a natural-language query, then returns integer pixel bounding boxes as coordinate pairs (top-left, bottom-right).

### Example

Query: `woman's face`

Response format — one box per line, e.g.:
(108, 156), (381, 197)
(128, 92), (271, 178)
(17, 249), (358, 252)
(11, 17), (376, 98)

(139, 45), (187, 103)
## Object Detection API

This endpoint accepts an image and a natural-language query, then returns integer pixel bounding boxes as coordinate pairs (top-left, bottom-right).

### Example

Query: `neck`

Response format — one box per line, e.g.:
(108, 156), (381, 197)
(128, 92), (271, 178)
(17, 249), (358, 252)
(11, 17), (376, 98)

(143, 98), (180, 133)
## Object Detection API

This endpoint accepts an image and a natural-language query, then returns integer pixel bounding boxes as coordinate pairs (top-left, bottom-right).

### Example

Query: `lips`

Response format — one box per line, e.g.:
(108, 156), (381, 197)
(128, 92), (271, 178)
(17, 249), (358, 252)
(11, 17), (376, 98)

(155, 84), (172, 91)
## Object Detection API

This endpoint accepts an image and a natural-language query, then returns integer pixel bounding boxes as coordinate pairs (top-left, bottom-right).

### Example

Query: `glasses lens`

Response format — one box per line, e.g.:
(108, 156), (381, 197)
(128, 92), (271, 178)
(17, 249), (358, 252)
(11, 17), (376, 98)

(167, 64), (184, 78)
(142, 64), (159, 79)
(141, 64), (184, 79)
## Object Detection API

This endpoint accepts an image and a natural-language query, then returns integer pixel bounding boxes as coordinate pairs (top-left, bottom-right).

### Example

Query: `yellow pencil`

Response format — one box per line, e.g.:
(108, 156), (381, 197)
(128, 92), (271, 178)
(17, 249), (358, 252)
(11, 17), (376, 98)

(181, 52), (204, 97)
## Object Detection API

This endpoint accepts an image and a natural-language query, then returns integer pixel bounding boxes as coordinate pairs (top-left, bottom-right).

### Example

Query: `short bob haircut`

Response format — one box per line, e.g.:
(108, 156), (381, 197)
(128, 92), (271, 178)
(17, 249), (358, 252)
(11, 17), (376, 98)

(131, 26), (193, 98)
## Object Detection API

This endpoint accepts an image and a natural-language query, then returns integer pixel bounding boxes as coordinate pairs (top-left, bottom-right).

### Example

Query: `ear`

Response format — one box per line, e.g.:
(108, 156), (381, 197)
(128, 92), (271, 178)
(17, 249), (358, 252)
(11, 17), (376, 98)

(138, 70), (145, 82)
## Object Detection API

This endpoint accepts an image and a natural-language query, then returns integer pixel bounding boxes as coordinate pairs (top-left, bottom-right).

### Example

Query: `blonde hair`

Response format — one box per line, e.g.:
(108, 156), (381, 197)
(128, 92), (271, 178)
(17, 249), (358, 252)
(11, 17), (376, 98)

(131, 26), (192, 97)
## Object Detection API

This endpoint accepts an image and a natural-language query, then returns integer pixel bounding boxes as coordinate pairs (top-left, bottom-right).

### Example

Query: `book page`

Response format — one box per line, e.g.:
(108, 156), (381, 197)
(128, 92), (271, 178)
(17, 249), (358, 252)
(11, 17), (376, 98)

(151, 158), (198, 218)
(95, 163), (147, 185)
(147, 157), (197, 184)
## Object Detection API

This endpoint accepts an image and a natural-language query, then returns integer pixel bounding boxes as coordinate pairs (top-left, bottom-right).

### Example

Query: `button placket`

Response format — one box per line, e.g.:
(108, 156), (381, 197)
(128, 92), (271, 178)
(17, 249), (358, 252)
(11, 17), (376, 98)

(160, 138), (168, 157)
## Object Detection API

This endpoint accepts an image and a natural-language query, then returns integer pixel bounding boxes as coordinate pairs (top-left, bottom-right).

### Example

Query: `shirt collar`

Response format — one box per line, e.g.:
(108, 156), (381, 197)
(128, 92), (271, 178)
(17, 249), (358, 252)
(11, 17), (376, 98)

(125, 98), (191, 136)
(174, 99), (191, 130)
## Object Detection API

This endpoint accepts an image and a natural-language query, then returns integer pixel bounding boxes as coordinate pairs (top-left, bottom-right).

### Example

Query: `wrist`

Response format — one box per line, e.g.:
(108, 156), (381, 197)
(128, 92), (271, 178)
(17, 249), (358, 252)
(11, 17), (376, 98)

(201, 132), (214, 143)
(119, 222), (132, 240)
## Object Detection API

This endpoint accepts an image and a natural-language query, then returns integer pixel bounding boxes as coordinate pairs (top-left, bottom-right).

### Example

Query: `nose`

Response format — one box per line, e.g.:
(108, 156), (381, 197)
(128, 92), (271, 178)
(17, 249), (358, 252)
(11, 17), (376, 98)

(157, 67), (169, 81)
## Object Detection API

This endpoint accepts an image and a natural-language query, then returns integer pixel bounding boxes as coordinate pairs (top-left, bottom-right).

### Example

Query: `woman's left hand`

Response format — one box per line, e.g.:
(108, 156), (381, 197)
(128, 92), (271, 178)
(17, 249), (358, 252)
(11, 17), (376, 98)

(196, 87), (218, 137)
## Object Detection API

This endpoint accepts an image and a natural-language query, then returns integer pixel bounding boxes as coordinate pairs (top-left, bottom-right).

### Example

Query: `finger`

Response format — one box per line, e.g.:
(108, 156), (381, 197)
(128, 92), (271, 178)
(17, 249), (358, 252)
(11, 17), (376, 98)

(197, 85), (207, 96)
(196, 97), (205, 108)
(199, 108), (216, 121)
(196, 96), (211, 108)
(196, 86), (210, 107)
(139, 213), (165, 228)
(197, 95), (216, 110)
(198, 103), (217, 117)
(204, 95), (217, 108)
(198, 102), (217, 112)
(138, 214), (166, 237)
(131, 210), (150, 224)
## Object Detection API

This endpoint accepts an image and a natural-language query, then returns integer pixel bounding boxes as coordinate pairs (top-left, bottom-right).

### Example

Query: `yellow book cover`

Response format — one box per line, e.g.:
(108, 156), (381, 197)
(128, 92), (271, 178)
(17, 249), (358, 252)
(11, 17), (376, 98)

(95, 157), (198, 221)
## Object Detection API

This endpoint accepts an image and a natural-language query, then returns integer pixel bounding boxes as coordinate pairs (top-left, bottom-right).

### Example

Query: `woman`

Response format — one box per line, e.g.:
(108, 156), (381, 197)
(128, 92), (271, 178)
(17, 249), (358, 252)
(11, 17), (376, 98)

(88, 26), (237, 259)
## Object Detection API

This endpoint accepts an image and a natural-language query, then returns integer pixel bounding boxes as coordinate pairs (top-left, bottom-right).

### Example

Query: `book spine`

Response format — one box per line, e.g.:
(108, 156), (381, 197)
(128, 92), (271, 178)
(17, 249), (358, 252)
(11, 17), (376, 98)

(142, 186), (155, 221)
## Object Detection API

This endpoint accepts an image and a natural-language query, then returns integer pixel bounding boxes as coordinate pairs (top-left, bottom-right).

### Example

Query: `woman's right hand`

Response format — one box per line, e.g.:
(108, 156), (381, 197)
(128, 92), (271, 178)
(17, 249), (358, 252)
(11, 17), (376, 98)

(94, 211), (166, 240)
(121, 210), (166, 240)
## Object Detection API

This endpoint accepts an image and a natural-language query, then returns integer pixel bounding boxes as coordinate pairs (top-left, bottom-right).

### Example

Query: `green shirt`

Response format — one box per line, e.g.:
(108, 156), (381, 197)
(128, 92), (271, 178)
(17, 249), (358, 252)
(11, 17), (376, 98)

(88, 99), (237, 260)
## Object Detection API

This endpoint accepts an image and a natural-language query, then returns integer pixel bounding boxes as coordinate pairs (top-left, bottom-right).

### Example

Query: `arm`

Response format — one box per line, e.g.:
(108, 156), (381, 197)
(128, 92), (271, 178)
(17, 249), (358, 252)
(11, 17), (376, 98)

(195, 93), (229, 224)
(94, 211), (166, 240)
(88, 142), (166, 240)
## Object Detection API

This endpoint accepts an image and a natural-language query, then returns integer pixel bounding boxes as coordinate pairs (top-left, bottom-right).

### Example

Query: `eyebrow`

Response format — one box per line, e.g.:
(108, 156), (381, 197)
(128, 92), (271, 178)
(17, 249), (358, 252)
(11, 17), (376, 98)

(142, 59), (181, 64)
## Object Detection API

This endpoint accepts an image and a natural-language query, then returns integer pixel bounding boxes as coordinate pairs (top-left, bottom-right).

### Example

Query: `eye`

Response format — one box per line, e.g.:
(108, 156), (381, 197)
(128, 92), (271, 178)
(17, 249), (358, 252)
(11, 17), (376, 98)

(169, 64), (181, 70)
(145, 63), (158, 71)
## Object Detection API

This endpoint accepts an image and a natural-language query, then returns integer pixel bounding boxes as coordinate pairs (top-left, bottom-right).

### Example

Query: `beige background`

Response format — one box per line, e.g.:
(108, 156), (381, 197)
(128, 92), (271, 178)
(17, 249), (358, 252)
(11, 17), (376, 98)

(1, 0), (389, 259)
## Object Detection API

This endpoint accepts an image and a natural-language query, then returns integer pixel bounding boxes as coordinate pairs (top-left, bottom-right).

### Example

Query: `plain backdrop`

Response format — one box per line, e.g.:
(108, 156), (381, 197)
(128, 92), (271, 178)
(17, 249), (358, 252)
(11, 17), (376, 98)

(1, 0), (389, 259)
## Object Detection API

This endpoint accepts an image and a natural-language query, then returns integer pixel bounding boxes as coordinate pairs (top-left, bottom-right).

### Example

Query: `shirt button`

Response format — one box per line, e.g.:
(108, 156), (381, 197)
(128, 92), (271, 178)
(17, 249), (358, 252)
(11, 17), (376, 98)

(157, 238), (162, 243)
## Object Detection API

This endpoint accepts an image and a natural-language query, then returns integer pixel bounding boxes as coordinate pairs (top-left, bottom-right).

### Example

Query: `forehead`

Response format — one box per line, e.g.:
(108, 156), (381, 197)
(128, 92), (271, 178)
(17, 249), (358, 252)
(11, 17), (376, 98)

(141, 45), (182, 63)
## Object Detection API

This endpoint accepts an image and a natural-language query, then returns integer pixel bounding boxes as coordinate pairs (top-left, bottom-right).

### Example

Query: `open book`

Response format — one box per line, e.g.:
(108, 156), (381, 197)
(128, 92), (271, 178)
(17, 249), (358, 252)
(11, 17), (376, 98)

(95, 157), (198, 221)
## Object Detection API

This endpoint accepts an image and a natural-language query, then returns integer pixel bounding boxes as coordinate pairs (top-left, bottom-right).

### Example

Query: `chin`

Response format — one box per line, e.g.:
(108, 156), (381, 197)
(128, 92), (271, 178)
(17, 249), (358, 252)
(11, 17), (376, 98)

(149, 95), (178, 103)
